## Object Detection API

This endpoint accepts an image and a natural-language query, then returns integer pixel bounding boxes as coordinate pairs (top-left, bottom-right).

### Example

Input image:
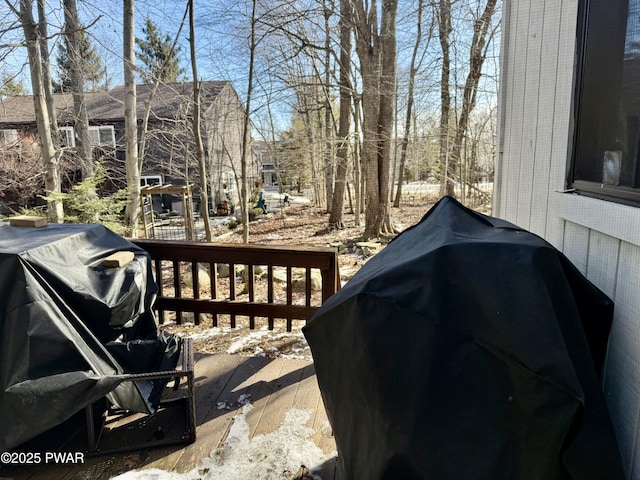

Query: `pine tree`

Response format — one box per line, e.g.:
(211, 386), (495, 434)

(135, 18), (184, 83)
(0, 74), (24, 97)
(53, 29), (108, 93)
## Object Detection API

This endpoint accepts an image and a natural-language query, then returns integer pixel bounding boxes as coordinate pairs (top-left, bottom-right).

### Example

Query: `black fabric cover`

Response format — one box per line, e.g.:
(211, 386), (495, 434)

(0, 222), (180, 452)
(303, 196), (625, 480)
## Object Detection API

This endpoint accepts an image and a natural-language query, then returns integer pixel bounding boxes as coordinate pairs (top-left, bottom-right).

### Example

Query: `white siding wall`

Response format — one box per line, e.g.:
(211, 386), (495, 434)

(495, 1), (640, 477)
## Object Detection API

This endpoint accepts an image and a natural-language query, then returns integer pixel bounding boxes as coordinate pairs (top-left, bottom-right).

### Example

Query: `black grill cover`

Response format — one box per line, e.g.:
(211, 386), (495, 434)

(0, 222), (179, 452)
(303, 196), (625, 480)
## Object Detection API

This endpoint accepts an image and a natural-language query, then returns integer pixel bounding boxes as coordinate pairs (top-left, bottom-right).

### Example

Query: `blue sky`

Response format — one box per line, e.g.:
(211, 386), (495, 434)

(1, 0), (235, 90)
(0, 0), (501, 137)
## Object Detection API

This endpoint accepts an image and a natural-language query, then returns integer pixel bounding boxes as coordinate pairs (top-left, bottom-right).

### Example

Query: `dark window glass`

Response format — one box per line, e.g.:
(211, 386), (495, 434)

(573, 0), (640, 204)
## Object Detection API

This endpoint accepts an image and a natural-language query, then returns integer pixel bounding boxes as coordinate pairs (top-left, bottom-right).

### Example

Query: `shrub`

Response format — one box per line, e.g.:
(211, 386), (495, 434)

(42, 164), (129, 233)
(249, 207), (263, 221)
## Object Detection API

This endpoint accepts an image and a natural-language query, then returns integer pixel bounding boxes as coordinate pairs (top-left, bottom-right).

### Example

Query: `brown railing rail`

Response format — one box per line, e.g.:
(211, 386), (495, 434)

(133, 239), (340, 331)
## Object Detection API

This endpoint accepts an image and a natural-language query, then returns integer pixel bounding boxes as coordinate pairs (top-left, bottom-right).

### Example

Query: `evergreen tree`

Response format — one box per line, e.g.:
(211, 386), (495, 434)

(135, 18), (184, 83)
(53, 29), (108, 93)
(0, 74), (24, 97)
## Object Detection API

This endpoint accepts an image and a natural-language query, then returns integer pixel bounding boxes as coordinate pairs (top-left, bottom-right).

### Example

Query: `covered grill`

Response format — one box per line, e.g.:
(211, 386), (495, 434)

(0, 222), (181, 452)
(303, 196), (624, 480)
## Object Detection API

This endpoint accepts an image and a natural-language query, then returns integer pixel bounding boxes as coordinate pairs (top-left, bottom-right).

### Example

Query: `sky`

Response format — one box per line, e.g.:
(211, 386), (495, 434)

(0, 0), (501, 138)
(0, 0), (246, 91)
(0, 0), (296, 133)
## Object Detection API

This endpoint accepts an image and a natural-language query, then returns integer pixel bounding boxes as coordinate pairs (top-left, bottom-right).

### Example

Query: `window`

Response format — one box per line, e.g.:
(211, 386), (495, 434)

(59, 126), (75, 147)
(0, 129), (18, 146)
(572, 0), (640, 205)
(140, 175), (162, 187)
(58, 125), (115, 148)
(88, 126), (116, 148)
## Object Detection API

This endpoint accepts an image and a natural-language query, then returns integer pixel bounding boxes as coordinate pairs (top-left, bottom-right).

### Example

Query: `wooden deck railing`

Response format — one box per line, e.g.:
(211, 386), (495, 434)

(132, 239), (340, 331)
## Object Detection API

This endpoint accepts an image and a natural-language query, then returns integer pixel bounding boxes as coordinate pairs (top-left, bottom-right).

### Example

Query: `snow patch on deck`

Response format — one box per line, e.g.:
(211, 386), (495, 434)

(111, 406), (336, 480)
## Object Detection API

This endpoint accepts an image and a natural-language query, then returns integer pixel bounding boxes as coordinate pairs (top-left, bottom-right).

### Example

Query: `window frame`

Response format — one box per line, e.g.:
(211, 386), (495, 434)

(59, 126), (75, 148)
(88, 125), (116, 148)
(140, 175), (163, 187)
(570, 0), (640, 207)
(0, 129), (19, 146)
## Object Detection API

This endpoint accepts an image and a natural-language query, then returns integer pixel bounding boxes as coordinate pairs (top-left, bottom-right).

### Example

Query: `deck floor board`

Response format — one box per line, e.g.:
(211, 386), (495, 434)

(0, 353), (338, 480)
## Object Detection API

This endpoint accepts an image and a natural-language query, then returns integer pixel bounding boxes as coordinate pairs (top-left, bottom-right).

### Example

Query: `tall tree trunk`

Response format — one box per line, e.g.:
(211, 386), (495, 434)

(353, 95), (362, 226)
(62, 0), (93, 179)
(313, 83), (325, 206)
(437, 0), (452, 197)
(123, 0), (140, 235)
(189, 0), (212, 241)
(36, 0), (60, 151)
(354, 0), (398, 239)
(19, 0), (63, 222)
(328, 0), (353, 228)
(394, 0), (427, 207)
(240, 0), (258, 243)
(377, 0), (398, 234)
(322, 3), (334, 211)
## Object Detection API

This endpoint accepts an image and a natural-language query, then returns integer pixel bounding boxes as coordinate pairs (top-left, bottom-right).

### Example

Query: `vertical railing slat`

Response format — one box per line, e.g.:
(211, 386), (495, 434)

(210, 262), (218, 327)
(267, 265), (274, 330)
(173, 260), (182, 324)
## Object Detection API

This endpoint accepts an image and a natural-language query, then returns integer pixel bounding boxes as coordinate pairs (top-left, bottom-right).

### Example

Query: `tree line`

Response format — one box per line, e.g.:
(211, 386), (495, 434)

(1, 0), (500, 240)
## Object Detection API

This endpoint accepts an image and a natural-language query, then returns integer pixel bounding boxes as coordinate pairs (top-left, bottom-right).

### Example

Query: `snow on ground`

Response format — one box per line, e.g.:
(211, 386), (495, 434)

(162, 322), (314, 360)
(224, 327), (312, 360)
(110, 401), (336, 480)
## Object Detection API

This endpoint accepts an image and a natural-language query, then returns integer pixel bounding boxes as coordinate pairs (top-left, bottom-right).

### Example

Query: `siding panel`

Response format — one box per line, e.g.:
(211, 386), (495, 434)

(586, 230), (619, 299)
(545, 0), (580, 249)
(562, 220), (589, 274)
(528, 1), (562, 238)
(515, 1), (544, 230)
(605, 242), (640, 477)
(501, 0), (529, 223)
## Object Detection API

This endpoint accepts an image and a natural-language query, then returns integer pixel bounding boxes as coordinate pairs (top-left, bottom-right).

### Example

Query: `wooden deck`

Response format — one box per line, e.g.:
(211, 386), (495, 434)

(0, 353), (340, 480)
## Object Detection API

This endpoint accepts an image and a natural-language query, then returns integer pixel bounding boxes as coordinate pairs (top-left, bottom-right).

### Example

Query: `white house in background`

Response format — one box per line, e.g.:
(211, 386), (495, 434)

(495, 1), (640, 477)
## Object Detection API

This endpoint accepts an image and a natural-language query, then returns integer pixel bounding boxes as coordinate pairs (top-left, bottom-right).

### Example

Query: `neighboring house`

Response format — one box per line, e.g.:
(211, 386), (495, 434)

(253, 140), (277, 186)
(0, 81), (251, 210)
(495, 1), (640, 477)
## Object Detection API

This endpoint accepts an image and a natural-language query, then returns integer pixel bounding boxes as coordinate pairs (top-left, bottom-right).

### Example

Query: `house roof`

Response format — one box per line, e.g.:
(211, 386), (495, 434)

(0, 81), (230, 125)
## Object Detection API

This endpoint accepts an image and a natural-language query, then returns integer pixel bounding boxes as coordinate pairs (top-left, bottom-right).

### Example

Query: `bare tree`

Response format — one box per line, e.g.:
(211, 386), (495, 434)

(16, 0), (63, 222)
(353, 94), (362, 226)
(328, 0), (352, 228)
(436, 0), (452, 197)
(393, 0), (432, 207)
(189, 0), (212, 241)
(62, 0), (93, 179)
(240, 0), (258, 243)
(437, 0), (498, 197)
(36, 0), (58, 144)
(322, 1), (334, 211)
(0, 133), (47, 208)
(137, 6), (187, 171)
(123, 0), (140, 235)
(353, 0), (398, 238)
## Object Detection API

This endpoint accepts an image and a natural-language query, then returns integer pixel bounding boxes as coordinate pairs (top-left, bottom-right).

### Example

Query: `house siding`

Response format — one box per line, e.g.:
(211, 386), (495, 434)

(205, 82), (246, 205)
(0, 82), (248, 210)
(495, 0), (640, 477)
